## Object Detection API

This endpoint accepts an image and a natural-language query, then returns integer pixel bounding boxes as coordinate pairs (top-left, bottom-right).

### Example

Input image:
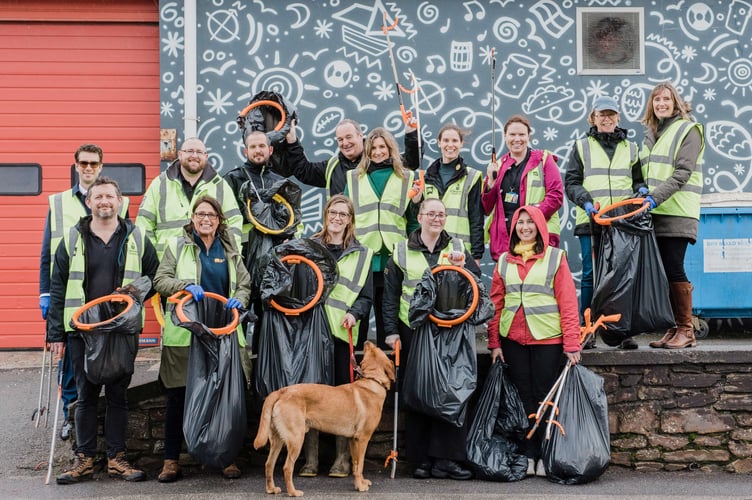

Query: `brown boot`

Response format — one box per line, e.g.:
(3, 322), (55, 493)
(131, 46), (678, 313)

(158, 459), (182, 483)
(649, 282), (681, 348)
(664, 282), (697, 349)
(108, 451), (146, 482)
(56, 453), (95, 485)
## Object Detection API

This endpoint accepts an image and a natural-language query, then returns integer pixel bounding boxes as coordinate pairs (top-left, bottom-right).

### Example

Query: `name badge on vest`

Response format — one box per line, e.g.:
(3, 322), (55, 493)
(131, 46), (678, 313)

(504, 191), (519, 204)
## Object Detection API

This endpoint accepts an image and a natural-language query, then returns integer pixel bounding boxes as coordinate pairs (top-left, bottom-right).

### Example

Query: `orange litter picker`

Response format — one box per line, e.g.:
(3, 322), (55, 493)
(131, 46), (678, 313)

(384, 339), (400, 479)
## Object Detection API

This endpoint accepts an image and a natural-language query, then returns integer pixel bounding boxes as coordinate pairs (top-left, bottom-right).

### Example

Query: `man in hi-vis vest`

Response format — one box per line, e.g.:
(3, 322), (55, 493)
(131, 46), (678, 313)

(47, 177), (158, 485)
(39, 143), (130, 441)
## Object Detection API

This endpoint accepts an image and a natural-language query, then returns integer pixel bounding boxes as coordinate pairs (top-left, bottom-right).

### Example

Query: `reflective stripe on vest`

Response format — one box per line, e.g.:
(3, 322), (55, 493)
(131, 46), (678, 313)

(325, 156), (339, 196)
(640, 121), (704, 220)
(49, 191), (129, 276)
(525, 152), (560, 237)
(162, 237), (243, 347)
(575, 138), (638, 226)
(496, 246), (563, 340)
(147, 174), (243, 258)
(424, 168), (482, 252)
(347, 170), (413, 254)
(393, 238), (463, 327)
(62, 225), (145, 332)
(323, 246), (373, 344)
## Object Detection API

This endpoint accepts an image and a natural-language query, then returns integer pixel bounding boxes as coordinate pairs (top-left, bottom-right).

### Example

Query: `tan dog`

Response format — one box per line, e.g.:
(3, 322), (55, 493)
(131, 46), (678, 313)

(253, 341), (395, 496)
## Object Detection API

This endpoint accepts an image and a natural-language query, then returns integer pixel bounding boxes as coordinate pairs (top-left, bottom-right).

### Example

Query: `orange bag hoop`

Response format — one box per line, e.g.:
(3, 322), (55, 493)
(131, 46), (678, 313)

(246, 193), (295, 235)
(238, 99), (287, 131)
(269, 255), (324, 316)
(428, 265), (480, 327)
(593, 198), (649, 226)
(71, 294), (135, 332)
(167, 291), (239, 335)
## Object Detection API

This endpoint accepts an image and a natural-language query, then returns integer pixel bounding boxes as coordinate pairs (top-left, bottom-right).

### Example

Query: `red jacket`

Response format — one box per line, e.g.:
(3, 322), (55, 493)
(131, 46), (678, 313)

(486, 205), (580, 353)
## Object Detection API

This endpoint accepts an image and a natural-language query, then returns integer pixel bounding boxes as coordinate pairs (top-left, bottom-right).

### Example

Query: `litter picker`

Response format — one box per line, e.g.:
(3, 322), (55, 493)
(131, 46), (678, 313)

(490, 48), (499, 180)
(381, 13), (414, 127)
(45, 345), (65, 484)
(384, 339), (400, 478)
(32, 343), (53, 428)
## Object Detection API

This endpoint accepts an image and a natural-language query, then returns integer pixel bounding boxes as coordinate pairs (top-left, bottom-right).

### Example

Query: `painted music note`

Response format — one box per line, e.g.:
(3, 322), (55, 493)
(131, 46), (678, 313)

(463, 0), (485, 21)
(440, 18), (451, 33)
(426, 55), (447, 74)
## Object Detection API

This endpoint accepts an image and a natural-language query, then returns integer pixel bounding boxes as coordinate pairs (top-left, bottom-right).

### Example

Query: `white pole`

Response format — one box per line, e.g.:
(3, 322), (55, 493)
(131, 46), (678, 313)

(183, 0), (198, 139)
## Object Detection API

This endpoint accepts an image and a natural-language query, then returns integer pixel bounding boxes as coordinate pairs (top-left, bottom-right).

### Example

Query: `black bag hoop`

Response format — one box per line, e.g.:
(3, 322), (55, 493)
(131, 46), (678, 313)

(428, 265), (479, 327)
(71, 294), (135, 331)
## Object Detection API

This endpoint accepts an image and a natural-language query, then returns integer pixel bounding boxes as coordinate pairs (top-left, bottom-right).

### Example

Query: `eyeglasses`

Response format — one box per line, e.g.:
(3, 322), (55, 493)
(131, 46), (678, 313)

(181, 149), (208, 156)
(194, 212), (218, 220)
(327, 209), (351, 220)
(595, 112), (617, 118)
(78, 161), (101, 168)
(420, 212), (447, 220)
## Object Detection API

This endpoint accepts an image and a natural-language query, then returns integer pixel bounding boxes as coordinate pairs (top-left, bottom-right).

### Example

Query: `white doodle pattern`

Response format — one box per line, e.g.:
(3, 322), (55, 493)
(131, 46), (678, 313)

(159, 0), (752, 279)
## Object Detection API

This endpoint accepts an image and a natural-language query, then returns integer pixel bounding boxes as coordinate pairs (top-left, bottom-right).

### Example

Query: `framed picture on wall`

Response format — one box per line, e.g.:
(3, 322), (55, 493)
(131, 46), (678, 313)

(577, 7), (645, 75)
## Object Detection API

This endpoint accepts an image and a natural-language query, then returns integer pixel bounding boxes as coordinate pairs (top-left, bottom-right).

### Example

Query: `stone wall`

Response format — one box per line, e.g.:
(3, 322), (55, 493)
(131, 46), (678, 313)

(106, 345), (752, 474)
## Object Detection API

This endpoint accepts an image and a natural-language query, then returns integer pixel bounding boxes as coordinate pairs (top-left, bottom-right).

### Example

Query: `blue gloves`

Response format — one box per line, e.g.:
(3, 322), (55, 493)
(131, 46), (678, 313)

(644, 196), (657, 210)
(185, 284), (205, 301)
(584, 201), (598, 218)
(638, 186), (650, 196)
(39, 295), (50, 320)
(225, 297), (242, 310)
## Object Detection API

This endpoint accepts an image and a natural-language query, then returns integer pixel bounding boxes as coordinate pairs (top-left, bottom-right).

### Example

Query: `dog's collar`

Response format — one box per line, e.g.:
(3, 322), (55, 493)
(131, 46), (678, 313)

(357, 374), (390, 390)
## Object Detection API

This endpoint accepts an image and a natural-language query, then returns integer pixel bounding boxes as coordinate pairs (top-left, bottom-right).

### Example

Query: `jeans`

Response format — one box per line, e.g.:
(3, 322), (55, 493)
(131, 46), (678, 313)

(58, 340), (78, 420)
(69, 336), (131, 458)
(578, 234), (600, 324)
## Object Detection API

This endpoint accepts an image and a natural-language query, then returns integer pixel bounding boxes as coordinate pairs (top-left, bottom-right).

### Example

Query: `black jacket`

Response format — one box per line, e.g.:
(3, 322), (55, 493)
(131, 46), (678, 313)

(383, 229), (480, 335)
(424, 156), (485, 259)
(223, 160), (286, 224)
(46, 217), (158, 343)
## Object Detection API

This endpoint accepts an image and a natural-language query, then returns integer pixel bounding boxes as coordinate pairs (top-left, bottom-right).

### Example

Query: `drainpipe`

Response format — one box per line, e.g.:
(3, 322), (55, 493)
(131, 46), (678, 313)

(183, 0), (198, 138)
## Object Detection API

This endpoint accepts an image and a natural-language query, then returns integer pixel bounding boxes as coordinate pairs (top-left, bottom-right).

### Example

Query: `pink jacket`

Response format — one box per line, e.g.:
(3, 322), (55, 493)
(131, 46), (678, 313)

(481, 149), (564, 261)
(486, 206), (581, 354)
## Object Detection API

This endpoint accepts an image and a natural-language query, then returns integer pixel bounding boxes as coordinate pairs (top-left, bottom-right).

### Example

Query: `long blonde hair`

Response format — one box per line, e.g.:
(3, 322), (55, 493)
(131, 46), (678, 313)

(312, 194), (357, 248)
(641, 82), (693, 133)
(355, 127), (407, 180)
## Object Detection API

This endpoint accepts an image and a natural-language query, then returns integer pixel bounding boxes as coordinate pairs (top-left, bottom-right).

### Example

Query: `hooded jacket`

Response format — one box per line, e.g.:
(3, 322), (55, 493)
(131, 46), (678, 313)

(486, 206), (580, 353)
(481, 149), (564, 260)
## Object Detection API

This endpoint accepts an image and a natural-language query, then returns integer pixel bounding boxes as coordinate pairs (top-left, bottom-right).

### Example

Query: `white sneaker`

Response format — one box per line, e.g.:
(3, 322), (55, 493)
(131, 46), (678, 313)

(535, 459), (546, 477)
(526, 458), (535, 476)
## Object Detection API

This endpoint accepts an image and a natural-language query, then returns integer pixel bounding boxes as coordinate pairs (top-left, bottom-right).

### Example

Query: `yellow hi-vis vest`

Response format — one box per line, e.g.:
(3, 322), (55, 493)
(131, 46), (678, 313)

(62, 224), (145, 332)
(323, 244), (374, 344)
(162, 237), (245, 347)
(49, 190), (129, 276)
(640, 120), (704, 220)
(575, 138), (638, 226)
(497, 246), (564, 340)
(136, 173), (243, 259)
(392, 237), (464, 328)
(346, 169), (414, 255)
(325, 156), (340, 197)
(424, 167), (482, 253)
(525, 151), (560, 238)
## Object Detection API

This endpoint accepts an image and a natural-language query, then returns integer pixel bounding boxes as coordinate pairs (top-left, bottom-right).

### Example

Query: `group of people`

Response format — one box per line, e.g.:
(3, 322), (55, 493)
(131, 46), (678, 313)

(42, 80), (703, 484)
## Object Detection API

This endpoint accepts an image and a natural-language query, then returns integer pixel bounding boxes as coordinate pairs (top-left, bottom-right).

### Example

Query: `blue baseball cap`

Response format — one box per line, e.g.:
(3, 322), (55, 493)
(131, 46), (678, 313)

(592, 96), (619, 112)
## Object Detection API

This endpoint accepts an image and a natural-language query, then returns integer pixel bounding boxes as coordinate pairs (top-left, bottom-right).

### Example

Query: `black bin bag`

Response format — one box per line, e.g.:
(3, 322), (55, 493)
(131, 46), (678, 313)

(542, 364), (610, 485)
(402, 266), (493, 427)
(237, 90), (297, 148)
(179, 294), (247, 469)
(242, 178), (302, 298)
(73, 276), (151, 385)
(591, 205), (674, 346)
(466, 360), (529, 482)
(255, 238), (338, 399)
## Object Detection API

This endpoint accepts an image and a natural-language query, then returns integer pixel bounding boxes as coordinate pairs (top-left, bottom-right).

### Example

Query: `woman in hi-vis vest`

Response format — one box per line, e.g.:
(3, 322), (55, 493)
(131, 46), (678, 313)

(153, 195), (251, 482)
(640, 82), (704, 350)
(564, 95), (645, 350)
(297, 194), (374, 480)
(483, 115), (564, 261)
(345, 127), (422, 350)
(487, 205), (580, 479)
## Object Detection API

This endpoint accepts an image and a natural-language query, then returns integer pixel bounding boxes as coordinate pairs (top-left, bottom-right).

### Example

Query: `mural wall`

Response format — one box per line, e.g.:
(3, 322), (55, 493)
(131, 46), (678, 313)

(159, 0), (752, 280)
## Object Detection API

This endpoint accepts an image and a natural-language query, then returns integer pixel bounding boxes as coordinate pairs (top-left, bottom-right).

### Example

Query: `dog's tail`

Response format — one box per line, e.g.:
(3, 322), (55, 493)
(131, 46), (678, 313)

(253, 390), (281, 449)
